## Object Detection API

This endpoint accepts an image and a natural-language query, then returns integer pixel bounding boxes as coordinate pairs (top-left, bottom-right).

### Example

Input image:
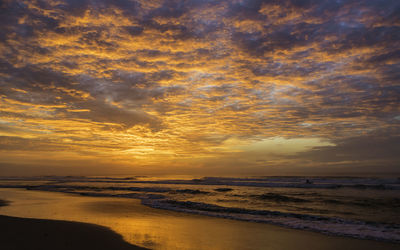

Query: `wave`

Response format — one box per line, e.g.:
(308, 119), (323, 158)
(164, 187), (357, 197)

(173, 189), (210, 194)
(18, 184), (398, 243)
(214, 188), (233, 192)
(1, 176), (400, 190)
(319, 197), (400, 208)
(142, 198), (400, 243)
(254, 193), (309, 202)
(1, 176), (400, 243)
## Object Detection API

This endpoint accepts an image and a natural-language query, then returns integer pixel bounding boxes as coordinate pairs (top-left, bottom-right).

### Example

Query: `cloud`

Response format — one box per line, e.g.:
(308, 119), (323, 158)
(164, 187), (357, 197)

(0, 0), (399, 174)
(71, 99), (162, 130)
(293, 128), (400, 169)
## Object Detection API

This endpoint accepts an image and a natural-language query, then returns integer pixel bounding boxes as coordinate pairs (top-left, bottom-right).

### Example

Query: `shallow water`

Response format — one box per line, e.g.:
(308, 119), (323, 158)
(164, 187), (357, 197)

(0, 176), (399, 242)
(0, 188), (399, 250)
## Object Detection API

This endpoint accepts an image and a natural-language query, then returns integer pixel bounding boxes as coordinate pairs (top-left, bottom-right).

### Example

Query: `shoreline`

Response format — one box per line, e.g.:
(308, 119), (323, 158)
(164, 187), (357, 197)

(5, 185), (400, 244)
(0, 199), (146, 250)
(1, 189), (400, 250)
(0, 214), (147, 250)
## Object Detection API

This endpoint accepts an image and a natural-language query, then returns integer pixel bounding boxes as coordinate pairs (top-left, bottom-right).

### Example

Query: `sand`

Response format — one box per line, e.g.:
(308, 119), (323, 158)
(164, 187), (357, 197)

(1, 192), (400, 250)
(0, 199), (146, 250)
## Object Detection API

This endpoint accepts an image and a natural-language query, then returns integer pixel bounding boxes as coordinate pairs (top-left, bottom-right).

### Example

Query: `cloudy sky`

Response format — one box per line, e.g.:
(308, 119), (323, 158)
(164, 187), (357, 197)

(0, 0), (399, 176)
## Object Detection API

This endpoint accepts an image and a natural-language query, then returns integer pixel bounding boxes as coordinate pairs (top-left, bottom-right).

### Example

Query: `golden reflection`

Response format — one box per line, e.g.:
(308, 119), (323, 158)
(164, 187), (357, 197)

(1, 188), (394, 250)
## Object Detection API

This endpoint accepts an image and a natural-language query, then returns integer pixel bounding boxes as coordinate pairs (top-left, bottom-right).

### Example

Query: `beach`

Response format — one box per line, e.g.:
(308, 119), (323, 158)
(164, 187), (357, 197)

(0, 198), (146, 250)
(0, 214), (146, 250)
(1, 0), (399, 249)
(1, 188), (399, 250)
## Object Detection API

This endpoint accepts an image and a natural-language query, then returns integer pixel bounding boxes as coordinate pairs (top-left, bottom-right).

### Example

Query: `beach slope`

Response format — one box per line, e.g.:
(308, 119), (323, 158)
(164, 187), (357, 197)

(0, 199), (146, 250)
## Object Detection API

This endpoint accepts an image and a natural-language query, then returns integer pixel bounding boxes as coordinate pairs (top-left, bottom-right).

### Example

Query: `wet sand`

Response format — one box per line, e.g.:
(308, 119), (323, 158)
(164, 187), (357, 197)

(0, 214), (147, 250)
(1, 197), (146, 250)
(1, 190), (399, 250)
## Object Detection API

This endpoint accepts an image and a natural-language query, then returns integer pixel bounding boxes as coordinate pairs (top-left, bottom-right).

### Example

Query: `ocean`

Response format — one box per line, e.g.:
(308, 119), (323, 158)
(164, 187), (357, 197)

(0, 175), (399, 243)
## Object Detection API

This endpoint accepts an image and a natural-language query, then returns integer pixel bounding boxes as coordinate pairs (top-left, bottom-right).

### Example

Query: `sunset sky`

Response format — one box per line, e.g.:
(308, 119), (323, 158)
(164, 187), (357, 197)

(0, 0), (399, 176)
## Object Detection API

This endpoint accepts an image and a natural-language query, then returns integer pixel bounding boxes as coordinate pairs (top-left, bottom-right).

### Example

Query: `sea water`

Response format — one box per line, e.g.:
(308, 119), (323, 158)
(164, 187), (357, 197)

(0, 175), (399, 243)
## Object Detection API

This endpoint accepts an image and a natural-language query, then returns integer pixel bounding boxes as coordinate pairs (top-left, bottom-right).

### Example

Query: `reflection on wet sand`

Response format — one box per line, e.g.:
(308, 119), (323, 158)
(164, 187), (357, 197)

(0, 188), (398, 250)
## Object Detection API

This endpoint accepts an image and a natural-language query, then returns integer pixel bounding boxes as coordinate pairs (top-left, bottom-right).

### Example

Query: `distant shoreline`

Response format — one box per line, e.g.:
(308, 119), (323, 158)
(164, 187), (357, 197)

(0, 199), (146, 250)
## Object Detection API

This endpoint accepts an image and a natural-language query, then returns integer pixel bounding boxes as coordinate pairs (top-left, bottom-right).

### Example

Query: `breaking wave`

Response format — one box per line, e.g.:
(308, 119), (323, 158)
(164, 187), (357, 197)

(1, 175), (400, 243)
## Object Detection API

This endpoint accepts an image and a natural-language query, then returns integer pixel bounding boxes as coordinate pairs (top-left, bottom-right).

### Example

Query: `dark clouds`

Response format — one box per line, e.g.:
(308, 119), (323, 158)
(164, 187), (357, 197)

(0, 0), (399, 174)
(294, 128), (400, 169)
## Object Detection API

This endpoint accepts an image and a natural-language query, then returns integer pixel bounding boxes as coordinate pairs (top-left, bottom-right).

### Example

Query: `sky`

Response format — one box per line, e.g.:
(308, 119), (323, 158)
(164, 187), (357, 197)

(0, 0), (399, 176)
